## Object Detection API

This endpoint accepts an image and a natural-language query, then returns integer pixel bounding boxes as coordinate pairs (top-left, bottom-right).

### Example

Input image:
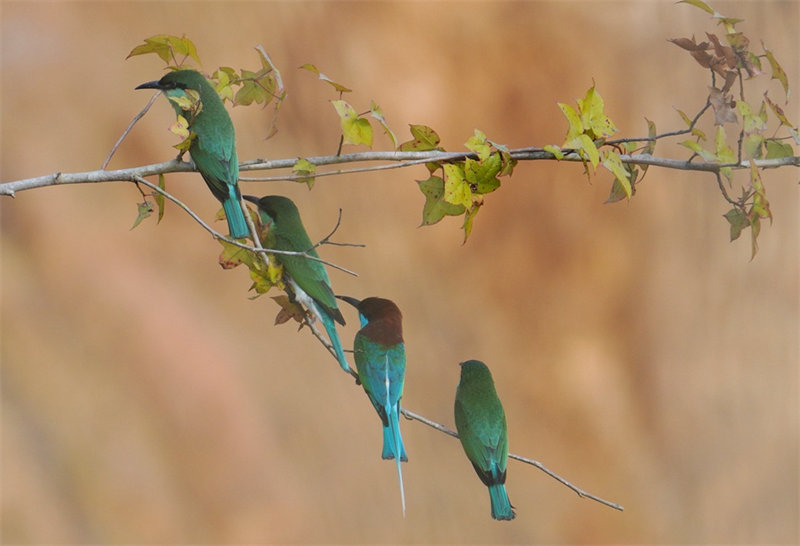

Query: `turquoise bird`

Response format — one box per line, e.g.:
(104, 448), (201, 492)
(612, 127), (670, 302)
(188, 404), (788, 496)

(454, 359), (515, 521)
(243, 195), (350, 373)
(136, 69), (249, 239)
(338, 296), (407, 514)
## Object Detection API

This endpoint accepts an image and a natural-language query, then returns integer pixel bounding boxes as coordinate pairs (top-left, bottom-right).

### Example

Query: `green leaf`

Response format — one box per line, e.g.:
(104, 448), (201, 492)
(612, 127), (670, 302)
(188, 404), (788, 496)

(131, 201), (154, 230)
(601, 151), (632, 200)
(369, 101), (398, 148)
(155, 173), (166, 223)
(299, 63), (352, 93)
(417, 176), (465, 226)
(442, 163), (472, 208)
(399, 124), (441, 151)
(723, 208), (749, 241)
(465, 129), (491, 161)
(464, 155), (502, 194)
(331, 100), (373, 146)
(764, 139), (793, 159)
(234, 69), (268, 106)
(292, 158), (316, 189)
(491, 145), (517, 177)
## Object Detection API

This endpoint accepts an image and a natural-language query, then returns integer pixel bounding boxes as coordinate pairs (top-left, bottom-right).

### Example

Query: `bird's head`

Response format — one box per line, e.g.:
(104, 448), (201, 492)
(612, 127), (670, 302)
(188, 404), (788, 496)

(337, 295), (403, 335)
(135, 69), (209, 93)
(243, 195), (299, 226)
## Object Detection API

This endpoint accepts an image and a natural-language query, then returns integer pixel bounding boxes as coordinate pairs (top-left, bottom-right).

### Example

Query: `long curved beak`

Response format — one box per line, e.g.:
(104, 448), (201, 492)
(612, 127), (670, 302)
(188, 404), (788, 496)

(135, 80), (162, 90)
(336, 295), (361, 309)
(242, 195), (261, 206)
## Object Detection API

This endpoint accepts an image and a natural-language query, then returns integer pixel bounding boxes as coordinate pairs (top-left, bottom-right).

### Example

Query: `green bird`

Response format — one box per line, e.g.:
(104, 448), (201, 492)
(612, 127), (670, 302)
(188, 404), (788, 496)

(136, 69), (249, 239)
(242, 195), (350, 372)
(454, 359), (515, 521)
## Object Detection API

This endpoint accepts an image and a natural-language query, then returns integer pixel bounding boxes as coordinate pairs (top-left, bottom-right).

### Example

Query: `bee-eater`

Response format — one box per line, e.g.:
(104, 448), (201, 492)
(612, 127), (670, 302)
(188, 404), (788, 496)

(243, 195), (350, 372)
(338, 295), (407, 514)
(454, 359), (515, 521)
(136, 69), (249, 239)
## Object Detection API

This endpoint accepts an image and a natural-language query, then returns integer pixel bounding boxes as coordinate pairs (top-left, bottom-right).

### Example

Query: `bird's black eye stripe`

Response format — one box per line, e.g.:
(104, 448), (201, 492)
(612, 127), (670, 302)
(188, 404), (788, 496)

(161, 81), (186, 90)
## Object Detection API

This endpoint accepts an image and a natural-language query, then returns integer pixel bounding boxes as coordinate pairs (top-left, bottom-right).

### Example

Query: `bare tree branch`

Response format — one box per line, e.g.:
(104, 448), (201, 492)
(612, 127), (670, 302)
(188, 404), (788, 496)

(399, 408), (625, 512)
(4, 150), (797, 197)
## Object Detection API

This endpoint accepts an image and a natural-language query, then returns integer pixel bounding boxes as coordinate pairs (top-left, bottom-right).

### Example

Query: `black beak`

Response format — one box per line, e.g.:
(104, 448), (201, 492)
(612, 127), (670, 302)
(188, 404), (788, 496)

(336, 295), (362, 309)
(242, 195), (261, 206)
(135, 80), (162, 90)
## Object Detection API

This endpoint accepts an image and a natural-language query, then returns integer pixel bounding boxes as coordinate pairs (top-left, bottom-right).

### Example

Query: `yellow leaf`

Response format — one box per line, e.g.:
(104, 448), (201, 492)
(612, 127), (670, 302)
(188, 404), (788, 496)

(331, 100), (373, 146)
(442, 164), (472, 208)
(762, 42), (790, 101)
(292, 158), (316, 189)
(369, 101), (398, 148)
(601, 151), (632, 199)
(678, 0), (714, 15)
(578, 85), (617, 139)
(399, 124), (441, 151)
(465, 129), (491, 161)
(543, 144), (564, 160)
(565, 134), (600, 168)
(558, 102), (584, 141)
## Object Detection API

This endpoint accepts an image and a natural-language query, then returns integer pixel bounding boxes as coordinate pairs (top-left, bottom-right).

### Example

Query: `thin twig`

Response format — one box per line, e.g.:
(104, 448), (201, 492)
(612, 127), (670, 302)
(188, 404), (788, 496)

(309, 208), (366, 252)
(102, 91), (161, 170)
(132, 175), (360, 276)
(507, 452), (625, 512)
(714, 171), (740, 207)
(399, 408), (624, 511)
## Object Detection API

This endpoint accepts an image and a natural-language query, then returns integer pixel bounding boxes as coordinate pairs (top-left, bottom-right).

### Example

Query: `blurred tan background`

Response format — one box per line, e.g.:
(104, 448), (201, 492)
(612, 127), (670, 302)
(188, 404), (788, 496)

(2, 1), (798, 543)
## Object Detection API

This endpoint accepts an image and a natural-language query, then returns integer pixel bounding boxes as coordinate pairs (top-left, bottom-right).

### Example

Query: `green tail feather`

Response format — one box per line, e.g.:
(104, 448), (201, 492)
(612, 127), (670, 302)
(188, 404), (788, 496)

(488, 483), (515, 521)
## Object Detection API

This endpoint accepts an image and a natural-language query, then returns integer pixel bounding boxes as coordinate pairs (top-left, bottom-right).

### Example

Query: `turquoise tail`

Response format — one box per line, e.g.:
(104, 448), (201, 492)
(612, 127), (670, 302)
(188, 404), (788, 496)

(222, 191), (249, 239)
(381, 409), (407, 462)
(320, 311), (351, 372)
(381, 406), (406, 516)
(488, 483), (515, 521)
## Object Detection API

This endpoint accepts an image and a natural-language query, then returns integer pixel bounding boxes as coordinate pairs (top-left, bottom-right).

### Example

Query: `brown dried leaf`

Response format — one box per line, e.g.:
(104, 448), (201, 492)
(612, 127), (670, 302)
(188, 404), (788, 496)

(708, 87), (738, 125)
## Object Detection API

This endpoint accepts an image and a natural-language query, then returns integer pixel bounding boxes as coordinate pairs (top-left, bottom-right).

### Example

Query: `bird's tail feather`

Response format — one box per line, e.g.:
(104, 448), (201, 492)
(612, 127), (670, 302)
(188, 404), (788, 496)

(488, 483), (515, 521)
(382, 358), (406, 516)
(222, 195), (249, 239)
(320, 311), (351, 372)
